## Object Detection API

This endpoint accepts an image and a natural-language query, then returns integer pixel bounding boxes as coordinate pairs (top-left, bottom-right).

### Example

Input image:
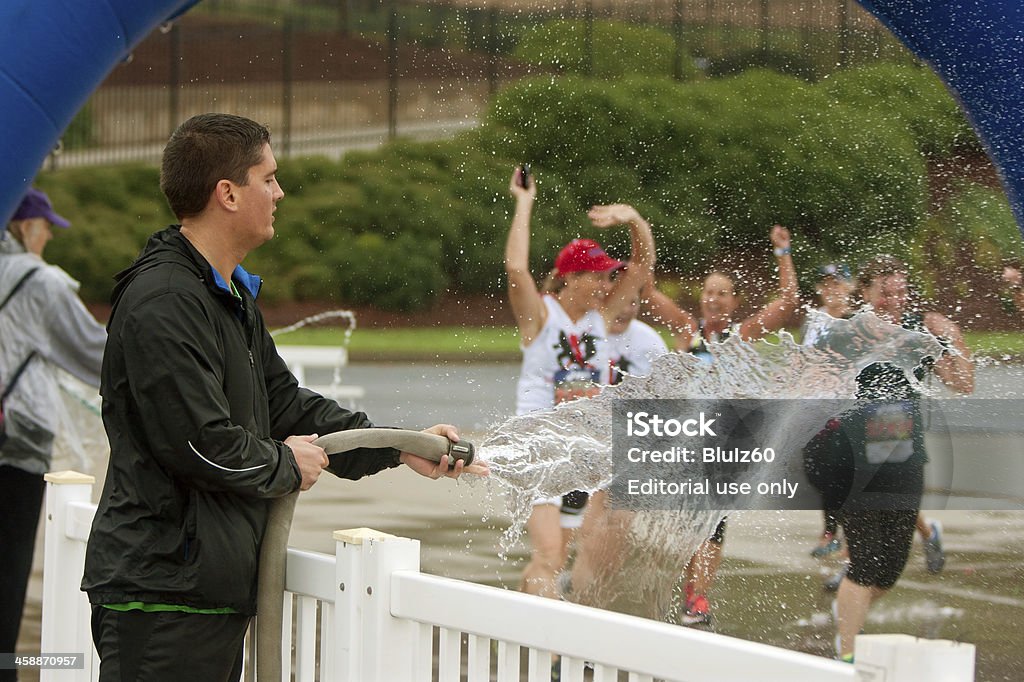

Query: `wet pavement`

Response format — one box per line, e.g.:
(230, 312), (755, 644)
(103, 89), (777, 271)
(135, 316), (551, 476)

(15, 360), (1024, 681)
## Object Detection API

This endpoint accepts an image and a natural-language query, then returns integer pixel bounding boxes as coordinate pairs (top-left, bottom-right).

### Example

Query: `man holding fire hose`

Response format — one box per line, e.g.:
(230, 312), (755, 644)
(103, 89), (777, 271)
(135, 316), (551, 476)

(82, 113), (487, 682)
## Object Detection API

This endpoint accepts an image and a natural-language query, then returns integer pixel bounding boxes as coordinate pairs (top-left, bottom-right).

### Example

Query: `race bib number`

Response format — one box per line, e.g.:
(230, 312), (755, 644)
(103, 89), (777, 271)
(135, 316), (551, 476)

(864, 401), (915, 464)
(554, 366), (601, 404)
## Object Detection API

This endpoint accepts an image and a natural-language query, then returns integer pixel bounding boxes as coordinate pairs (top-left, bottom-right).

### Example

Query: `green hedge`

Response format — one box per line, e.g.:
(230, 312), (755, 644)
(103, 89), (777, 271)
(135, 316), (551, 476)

(512, 18), (699, 81)
(705, 47), (825, 81)
(822, 61), (978, 158)
(34, 63), (1016, 311)
(38, 165), (174, 302)
(478, 68), (928, 275)
(917, 182), (1022, 270)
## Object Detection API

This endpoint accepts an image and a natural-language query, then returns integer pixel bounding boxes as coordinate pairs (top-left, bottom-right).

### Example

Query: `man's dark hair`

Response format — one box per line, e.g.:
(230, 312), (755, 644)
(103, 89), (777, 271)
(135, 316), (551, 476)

(160, 113), (271, 220)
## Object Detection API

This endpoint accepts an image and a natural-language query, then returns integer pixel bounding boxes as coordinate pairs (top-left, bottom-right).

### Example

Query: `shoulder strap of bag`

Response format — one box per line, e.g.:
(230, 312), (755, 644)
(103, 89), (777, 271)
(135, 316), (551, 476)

(0, 268), (42, 402)
(0, 267), (40, 313)
(1, 351), (38, 402)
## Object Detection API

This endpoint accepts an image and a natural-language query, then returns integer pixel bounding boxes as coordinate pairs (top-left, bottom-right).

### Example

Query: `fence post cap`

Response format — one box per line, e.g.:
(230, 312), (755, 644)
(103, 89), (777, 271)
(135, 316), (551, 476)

(43, 470), (96, 485)
(334, 528), (399, 545)
(857, 633), (976, 651)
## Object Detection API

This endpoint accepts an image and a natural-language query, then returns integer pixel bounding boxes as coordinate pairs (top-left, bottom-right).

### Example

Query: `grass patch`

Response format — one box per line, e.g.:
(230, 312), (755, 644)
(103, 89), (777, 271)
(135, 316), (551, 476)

(272, 325), (522, 361)
(270, 325), (1024, 362)
(965, 330), (1024, 359)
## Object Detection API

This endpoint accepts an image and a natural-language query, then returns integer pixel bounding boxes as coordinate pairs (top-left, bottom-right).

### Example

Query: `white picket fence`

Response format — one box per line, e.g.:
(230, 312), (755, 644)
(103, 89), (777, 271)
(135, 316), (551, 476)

(40, 472), (974, 682)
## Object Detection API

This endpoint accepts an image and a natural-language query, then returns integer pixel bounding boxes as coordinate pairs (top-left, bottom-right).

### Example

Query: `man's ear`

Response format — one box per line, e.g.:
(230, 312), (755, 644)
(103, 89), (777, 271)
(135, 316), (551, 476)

(213, 179), (238, 212)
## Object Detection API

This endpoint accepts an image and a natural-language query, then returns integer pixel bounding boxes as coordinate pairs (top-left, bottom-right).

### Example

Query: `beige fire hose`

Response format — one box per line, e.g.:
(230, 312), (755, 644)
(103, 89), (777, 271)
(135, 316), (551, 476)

(256, 428), (475, 681)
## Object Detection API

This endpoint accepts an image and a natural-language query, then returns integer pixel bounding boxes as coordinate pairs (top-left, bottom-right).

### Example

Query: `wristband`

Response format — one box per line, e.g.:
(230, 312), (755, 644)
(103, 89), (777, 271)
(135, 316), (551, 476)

(773, 246), (791, 257)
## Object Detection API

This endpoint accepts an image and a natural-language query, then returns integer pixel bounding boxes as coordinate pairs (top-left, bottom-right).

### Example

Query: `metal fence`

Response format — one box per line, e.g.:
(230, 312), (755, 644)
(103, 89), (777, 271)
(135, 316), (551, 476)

(48, 0), (904, 169)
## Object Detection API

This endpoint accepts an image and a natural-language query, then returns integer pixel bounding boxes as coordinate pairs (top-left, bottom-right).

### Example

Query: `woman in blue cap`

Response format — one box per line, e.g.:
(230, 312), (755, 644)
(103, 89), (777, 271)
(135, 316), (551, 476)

(801, 262), (855, 559)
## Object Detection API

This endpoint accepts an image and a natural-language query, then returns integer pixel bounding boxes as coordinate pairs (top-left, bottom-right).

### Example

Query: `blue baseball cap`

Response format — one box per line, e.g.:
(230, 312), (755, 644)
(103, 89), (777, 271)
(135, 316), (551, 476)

(11, 188), (71, 228)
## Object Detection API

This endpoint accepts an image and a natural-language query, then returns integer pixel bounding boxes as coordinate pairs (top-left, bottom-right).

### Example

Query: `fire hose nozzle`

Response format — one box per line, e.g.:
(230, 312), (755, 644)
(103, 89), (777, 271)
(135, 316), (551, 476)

(447, 441), (475, 468)
(315, 429), (475, 469)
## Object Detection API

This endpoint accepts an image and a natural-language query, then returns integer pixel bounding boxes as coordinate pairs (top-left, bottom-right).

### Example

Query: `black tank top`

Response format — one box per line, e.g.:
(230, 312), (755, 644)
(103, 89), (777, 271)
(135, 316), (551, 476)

(687, 320), (734, 365)
(850, 312), (929, 467)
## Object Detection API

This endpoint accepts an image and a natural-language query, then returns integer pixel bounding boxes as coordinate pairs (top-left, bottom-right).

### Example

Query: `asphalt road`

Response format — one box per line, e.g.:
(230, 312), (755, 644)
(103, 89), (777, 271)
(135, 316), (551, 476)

(15, 360), (1024, 680)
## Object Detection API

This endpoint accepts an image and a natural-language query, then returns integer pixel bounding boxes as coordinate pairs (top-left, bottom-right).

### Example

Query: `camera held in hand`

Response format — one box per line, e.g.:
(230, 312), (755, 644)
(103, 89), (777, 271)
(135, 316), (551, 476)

(518, 163), (531, 189)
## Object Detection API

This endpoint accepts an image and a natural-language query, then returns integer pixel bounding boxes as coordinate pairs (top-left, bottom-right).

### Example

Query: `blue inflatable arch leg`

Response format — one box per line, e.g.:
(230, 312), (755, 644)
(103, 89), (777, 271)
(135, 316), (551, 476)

(0, 0), (199, 227)
(857, 0), (1024, 236)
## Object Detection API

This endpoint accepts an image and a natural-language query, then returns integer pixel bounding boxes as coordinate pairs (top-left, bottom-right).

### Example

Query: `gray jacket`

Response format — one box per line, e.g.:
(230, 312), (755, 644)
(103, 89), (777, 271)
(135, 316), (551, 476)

(0, 236), (106, 473)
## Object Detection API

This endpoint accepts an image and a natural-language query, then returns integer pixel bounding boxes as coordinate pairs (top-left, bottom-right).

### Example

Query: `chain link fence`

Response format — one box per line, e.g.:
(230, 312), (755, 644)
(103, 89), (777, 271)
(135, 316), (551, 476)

(48, 0), (903, 169)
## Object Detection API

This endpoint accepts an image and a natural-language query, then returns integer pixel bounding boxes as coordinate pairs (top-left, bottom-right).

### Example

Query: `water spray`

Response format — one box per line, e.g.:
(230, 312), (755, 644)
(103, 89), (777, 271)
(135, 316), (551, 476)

(269, 309), (357, 343)
(478, 311), (945, 619)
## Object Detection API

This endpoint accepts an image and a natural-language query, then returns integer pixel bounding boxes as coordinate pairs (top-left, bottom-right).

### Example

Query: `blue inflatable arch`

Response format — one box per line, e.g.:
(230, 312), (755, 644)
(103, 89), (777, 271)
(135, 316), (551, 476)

(0, 0), (198, 226)
(859, 0), (1024, 232)
(1, 0), (1023, 234)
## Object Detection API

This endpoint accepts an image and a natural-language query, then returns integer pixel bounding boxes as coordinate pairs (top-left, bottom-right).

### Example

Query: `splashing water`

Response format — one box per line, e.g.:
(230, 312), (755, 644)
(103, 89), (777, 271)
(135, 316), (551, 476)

(480, 310), (944, 620)
(270, 309), (357, 344)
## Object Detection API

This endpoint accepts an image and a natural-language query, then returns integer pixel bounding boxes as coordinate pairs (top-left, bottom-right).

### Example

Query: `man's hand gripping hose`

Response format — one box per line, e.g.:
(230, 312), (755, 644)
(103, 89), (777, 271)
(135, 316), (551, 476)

(256, 429), (475, 681)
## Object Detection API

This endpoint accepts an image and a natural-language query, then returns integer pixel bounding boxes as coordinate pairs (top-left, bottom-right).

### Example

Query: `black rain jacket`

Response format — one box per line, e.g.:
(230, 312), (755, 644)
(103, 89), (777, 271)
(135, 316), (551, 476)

(82, 226), (399, 614)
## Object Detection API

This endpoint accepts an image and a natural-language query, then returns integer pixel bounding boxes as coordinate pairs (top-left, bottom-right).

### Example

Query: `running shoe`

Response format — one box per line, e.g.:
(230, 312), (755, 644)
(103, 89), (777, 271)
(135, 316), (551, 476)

(811, 533), (842, 559)
(823, 564), (847, 593)
(681, 594), (712, 626)
(925, 520), (946, 574)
